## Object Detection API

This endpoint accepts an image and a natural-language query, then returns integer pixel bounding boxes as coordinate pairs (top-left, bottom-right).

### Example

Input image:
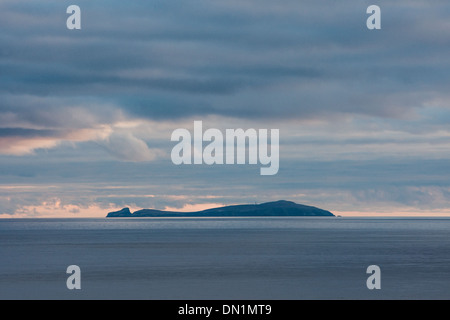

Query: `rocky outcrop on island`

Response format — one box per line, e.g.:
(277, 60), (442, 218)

(106, 207), (132, 217)
(106, 200), (334, 217)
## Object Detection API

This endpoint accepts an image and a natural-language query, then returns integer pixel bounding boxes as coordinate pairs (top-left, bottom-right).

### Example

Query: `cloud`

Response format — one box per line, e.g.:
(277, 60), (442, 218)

(98, 131), (162, 162)
(0, 136), (61, 156)
(1, 0), (449, 123)
(1, 0), (450, 216)
(0, 200), (120, 218)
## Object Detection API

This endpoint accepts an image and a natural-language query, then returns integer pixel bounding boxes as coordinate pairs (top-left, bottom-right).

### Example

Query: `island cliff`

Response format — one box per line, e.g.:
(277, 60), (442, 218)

(106, 200), (334, 217)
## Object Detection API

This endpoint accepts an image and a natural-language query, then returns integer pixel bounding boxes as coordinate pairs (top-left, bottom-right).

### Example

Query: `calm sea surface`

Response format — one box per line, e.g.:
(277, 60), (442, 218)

(0, 217), (449, 299)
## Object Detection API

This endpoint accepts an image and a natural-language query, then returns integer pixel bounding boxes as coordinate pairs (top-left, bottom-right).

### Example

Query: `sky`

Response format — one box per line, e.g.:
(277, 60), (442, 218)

(1, 0), (450, 217)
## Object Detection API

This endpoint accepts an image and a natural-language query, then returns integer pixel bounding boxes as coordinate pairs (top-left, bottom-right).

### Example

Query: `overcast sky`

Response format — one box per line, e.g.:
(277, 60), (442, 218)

(1, 0), (450, 217)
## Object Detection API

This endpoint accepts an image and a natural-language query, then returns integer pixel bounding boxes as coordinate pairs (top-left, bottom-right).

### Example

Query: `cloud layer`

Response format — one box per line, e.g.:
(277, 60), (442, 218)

(1, 0), (450, 216)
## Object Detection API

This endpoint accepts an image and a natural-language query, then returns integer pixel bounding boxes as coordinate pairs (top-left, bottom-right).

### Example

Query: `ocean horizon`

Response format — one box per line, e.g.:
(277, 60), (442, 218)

(1, 216), (449, 300)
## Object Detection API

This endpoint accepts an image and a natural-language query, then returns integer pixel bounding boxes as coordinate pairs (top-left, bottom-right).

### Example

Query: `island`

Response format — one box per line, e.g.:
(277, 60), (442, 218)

(106, 200), (334, 217)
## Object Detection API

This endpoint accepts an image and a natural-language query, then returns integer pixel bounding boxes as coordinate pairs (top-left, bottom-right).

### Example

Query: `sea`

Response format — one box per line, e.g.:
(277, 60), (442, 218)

(0, 217), (449, 300)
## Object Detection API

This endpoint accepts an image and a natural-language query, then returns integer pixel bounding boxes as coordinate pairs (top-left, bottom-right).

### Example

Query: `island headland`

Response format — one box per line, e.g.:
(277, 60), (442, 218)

(106, 200), (334, 217)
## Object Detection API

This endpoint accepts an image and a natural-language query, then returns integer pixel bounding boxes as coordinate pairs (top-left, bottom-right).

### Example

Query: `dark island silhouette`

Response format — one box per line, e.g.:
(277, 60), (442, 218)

(106, 200), (334, 217)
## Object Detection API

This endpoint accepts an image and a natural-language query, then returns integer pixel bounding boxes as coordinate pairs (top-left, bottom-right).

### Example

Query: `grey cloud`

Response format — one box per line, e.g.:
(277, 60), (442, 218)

(0, 128), (60, 138)
(0, 94), (122, 129)
(2, 0), (449, 123)
(2, 157), (450, 215)
(98, 131), (161, 162)
(1, 0), (450, 216)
